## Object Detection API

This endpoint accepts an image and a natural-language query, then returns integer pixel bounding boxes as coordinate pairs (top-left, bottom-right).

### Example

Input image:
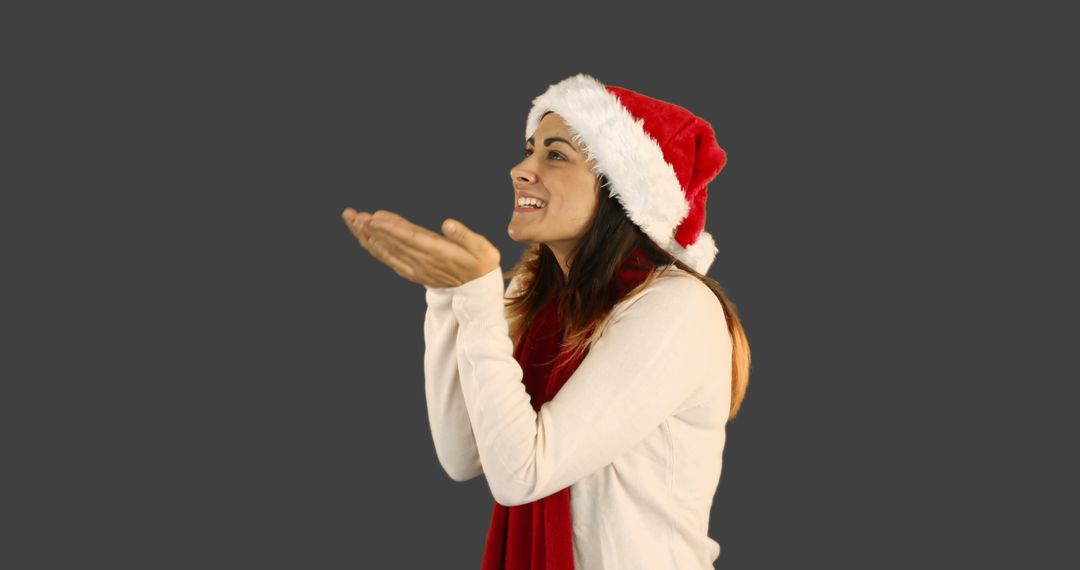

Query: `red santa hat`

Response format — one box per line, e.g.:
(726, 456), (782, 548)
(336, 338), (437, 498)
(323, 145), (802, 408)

(525, 72), (728, 275)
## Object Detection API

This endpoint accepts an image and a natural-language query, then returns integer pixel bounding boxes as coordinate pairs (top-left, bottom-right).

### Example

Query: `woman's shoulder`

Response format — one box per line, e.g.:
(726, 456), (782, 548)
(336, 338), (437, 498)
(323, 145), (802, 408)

(650, 264), (716, 296)
(616, 264), (722, 318)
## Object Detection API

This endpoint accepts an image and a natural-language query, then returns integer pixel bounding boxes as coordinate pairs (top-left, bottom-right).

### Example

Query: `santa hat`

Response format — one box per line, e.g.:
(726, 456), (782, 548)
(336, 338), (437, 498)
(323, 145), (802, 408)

(525, 72), (728, 275)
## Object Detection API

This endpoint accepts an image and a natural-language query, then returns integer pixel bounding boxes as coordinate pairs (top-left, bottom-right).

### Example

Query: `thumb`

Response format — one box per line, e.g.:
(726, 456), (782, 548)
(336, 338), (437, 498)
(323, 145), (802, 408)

(442, 218), (468, 241)
(443, 218), (490, 254)
(443, 218), (500, 265)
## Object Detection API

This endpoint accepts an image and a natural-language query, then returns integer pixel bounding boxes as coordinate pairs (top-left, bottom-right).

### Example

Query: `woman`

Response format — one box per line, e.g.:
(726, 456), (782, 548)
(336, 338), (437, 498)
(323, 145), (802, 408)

(342, 73), (751, 569)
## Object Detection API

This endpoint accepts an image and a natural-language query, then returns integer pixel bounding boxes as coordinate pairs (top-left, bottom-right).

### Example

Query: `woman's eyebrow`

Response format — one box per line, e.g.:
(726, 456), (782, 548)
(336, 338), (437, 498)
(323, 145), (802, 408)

(526, 136), (580, 153)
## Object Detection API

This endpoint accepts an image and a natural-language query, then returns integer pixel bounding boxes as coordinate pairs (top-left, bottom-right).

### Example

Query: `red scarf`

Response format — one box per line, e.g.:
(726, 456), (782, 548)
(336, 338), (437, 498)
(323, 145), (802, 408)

(480, 245), (656, 570)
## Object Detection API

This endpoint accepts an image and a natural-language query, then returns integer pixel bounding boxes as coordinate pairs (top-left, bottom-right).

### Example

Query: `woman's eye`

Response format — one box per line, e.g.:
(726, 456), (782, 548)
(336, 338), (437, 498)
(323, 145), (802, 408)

(522, 148), (565, 161)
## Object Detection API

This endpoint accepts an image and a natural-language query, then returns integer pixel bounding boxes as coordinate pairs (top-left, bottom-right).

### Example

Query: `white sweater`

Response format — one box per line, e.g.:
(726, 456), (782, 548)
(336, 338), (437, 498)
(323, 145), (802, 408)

(423, 264), (732, 569)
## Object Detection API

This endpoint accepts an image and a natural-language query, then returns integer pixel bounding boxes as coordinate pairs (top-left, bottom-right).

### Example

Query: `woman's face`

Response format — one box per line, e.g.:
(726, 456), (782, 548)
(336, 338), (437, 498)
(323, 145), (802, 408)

(508, 112), (601, 267)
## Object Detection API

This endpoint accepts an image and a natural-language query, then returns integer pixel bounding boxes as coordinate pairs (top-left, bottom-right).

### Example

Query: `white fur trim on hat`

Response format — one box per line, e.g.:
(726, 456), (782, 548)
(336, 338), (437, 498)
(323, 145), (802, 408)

(667, 230), (718, 275)
(525, 73), (698, 268)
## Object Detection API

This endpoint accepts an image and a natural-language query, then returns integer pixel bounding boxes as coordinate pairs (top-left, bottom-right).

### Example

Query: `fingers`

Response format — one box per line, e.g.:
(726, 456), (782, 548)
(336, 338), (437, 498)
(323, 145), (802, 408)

(368, 221), (419, 263)
(343, 208), (479, 286)
(364, 223), (423, 281)
(343, 208), (429, 280)
(344, 209), (376, 250)
(344, 209), (434, 254)
(374, 216), (470, 261)
(375, 242), (419, 281)
(344, 208), (406, 269)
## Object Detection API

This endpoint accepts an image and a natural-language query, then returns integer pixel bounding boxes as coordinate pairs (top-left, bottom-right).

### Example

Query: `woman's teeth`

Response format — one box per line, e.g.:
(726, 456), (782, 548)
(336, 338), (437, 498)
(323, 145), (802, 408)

(517, 197), (546, 208)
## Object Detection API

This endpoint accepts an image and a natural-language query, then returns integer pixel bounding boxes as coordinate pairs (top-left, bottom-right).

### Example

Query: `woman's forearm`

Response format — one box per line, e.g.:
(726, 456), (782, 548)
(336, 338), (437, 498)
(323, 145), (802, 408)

(423, 285), (484, 482)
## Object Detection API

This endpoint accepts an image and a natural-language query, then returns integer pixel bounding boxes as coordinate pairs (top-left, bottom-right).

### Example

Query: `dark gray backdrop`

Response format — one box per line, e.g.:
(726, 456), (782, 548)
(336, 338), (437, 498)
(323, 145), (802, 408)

(5, 2), (1071, 568)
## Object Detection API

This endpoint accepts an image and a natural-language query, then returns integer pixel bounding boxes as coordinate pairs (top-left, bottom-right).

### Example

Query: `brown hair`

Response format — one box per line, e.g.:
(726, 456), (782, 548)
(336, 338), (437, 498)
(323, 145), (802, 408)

(502, 171), (752, 421)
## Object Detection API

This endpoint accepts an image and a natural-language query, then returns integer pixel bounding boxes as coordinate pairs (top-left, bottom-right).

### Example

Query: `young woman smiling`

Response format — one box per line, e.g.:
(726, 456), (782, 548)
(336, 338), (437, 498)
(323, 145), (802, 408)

(343, 72), (751, 569)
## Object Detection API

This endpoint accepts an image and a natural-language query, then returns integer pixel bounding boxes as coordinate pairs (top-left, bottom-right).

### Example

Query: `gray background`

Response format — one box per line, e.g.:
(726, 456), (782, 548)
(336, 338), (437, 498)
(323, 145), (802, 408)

(4, 2), (1072, 568)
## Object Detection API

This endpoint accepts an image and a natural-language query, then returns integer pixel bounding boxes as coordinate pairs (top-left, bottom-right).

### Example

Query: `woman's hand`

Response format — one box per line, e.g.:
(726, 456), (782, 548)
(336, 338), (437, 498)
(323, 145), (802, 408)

(342, 208), (501, 288)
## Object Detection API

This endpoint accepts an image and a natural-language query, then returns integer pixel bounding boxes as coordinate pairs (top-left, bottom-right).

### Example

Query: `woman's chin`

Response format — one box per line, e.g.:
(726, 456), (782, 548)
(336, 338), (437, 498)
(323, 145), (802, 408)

(508, 220), (534, 242)
(507, 227), (530, 242)
(508, 227), (541, 243)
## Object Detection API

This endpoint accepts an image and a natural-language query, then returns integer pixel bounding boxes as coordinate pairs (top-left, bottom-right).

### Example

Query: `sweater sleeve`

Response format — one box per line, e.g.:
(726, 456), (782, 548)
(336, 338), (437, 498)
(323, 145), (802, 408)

(423, 271), (524, 482)
(448, 265), (730, 507)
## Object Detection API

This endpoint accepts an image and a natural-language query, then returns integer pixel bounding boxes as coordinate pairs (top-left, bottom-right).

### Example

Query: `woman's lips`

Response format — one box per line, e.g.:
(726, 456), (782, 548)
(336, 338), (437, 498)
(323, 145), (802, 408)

(514, 205), (544, 213)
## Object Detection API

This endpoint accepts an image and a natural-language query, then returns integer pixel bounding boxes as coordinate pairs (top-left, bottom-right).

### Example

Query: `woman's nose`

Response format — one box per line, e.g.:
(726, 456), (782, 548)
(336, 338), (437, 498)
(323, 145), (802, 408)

(510, 165), (537, 184)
